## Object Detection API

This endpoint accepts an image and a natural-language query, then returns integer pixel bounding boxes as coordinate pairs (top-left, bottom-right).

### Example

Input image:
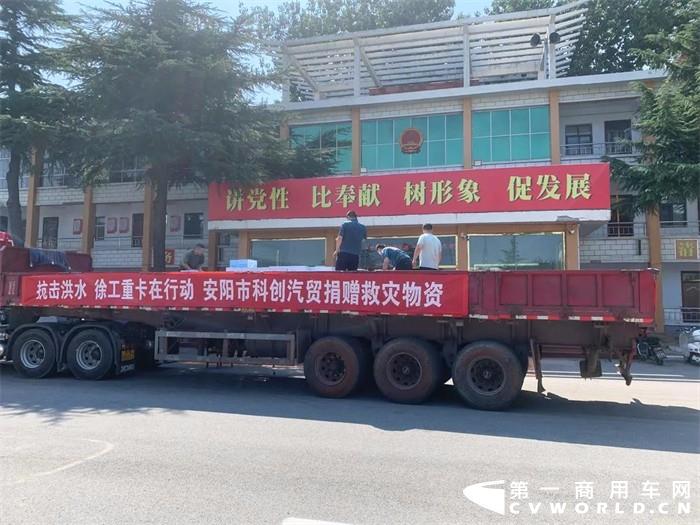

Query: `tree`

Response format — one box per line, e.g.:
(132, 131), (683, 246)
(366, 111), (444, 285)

(0, 0), (69, 245)
(480, 0), (688, 76)
(63, 0), (332, 270)
(248, 0), (454, 41)
(610, 0), (700, 212)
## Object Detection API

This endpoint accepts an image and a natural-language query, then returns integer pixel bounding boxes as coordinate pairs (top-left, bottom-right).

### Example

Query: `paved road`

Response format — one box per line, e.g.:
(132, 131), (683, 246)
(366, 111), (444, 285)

(1, 358), (699, 525)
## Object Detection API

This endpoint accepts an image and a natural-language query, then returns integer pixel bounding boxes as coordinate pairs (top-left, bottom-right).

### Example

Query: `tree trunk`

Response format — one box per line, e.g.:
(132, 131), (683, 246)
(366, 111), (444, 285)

(6, 148), (24, 246)
(151, 172), (168, 271)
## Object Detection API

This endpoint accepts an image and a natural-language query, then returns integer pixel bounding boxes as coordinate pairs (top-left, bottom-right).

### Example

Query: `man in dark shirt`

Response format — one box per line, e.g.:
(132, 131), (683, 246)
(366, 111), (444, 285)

(334, 211), (367, 271)
(180, 243), (205, 271)
(376, 244), (413, 271)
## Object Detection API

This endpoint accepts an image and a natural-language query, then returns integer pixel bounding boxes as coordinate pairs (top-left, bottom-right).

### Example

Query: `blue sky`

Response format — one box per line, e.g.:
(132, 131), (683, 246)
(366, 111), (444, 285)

(61, 1), (493, 18)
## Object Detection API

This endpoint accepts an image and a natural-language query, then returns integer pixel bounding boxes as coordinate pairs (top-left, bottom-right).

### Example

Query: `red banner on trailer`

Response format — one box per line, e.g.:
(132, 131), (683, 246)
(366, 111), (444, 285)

(208, 163), (610, 221)
(19, 271), (469, 317)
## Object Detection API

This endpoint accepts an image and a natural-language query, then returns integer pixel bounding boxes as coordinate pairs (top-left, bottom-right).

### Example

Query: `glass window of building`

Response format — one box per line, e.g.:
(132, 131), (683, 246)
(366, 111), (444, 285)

(564, 124), (593, 156)
(604, 120), (632, 154)
(290, 122), (352, 173)
(132, 213), (144, 248)
(0, 216), (7, 232)
(361, 113), (463, 172)
(94, 216), (106, 241)
(472, 106), (550, 164)
(468, 233), (564, 270)
(660, 200), (687, 227)
(183, 212), (204, 239)
(608, 195), (635, 237)
(251, 238), (326, 267)
(359, 235), (457, 270)
(41, 217), (59, 250)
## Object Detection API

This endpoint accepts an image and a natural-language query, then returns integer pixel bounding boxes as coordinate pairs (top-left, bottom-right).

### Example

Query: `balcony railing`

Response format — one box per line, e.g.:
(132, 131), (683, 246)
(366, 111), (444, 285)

(561, 142), (640, 159)
(665, 308), (700, 326)
(0, 175), (30, 190)
(584, 221), (700, 240)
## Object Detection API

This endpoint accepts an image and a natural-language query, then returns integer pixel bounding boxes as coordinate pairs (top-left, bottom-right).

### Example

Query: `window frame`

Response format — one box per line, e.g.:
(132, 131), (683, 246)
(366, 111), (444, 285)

(183, 212), (204, 239)
(94, 216), (106, 241)
(250, 237), (327, 268)
(467, 232), (565, 271)
(660, 200), (687, 227)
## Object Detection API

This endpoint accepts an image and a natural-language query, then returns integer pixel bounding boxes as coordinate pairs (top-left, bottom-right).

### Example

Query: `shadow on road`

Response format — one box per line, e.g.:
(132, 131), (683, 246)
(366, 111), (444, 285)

(1, 364), (698, 454)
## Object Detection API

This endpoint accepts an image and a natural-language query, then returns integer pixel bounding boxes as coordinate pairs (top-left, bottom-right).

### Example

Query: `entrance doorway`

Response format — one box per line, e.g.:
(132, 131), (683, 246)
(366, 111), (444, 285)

(681, 271), (700, 323)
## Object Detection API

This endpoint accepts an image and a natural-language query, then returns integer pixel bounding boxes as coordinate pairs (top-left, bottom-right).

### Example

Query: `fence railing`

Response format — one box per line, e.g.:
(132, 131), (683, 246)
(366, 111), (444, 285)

(37, 235), (205, 252)
(665, 308), (700, 325)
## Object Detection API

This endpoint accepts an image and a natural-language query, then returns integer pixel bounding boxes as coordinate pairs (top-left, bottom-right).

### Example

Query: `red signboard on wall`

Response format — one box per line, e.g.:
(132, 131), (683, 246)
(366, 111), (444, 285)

(19, 271), (469, 317)
(208, 163), (610, 222)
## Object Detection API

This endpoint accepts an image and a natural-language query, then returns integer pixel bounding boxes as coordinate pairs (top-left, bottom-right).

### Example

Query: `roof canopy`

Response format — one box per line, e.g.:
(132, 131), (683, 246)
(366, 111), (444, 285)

(279, 0), (588, 101)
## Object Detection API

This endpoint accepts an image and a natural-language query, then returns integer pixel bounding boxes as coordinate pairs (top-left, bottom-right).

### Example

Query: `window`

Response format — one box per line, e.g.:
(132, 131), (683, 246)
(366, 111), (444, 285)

(604, 120), (632, 154)
(608, 195), (635, 237)
(132, 213), (143, 248)
(108, 157), (146, 183)
(468, 233), (564, 270)
(359, 235), (457, 270)
(681, 272), (700, 323)
(94, 216), (106, 241)
(290, 122), (352, 173)
(183, 213), (204, 239)
(361, 113), (463, 171)
(660, 201), (687, 227)
(41, 217), (59, 250)
(472, 106), (550, 164)
(564, 124), (593, 156)
(251, 238), (326, 267)
(0, 216), (7, 232)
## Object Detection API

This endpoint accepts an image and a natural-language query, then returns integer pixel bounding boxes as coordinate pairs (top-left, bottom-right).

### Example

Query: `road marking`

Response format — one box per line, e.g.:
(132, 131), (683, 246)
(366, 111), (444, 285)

(282, 519), (352, 525)
(3, 438), (114, 486)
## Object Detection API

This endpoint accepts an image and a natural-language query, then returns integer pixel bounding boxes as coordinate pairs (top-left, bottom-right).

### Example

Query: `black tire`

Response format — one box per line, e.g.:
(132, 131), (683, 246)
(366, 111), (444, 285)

(452, 341), (524, 411)
(373, 338), (442, 404)
(66, 329), (115, 380)
(12, 329), (57, 378)
(304, 336), (369, 398)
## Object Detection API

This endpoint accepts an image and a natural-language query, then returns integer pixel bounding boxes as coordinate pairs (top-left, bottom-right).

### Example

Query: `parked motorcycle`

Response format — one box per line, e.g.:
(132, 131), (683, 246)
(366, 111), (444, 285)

(636, 329), (666, 365)
(680, 327), (700, 366)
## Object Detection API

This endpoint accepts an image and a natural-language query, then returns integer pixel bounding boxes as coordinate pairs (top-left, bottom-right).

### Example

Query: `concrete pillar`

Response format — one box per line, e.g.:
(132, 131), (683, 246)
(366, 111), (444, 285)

(80, 185), (95, 255)
(24, 147), (43, 248)
(351, 107), (361, 176)
(457, 225), (469, 270)
(646, 209), (664, 331)
(549, 89), (560, 164)
(325, 229), (336, 266)
(564, 224), (580, 270)
(207, 230), (218, 270)
(141, 179), (154, 271)
(463, 98), (472, 169)
(237, 230), (249, 259)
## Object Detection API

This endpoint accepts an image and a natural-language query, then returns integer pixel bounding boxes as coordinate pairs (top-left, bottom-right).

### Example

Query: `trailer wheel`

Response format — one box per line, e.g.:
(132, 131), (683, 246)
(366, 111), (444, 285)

(304, 336), (368, 398)
(373, 338), (442, 404)
(66, 329), (115, 380)
(452, 341), (524, 411)
(12, 329), (57, 378)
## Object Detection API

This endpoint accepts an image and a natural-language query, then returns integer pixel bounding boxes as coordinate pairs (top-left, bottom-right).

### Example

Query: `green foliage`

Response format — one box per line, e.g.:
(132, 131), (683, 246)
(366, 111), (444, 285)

(0, 0), (71, 244)
(247, 0), (454, 41)
(611, 0), (700, 212)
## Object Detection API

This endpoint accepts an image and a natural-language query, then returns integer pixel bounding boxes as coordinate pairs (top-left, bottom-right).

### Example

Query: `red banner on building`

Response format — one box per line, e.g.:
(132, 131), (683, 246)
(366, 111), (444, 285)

(208, 163), (609, 221)
(19, 271), (469, 317)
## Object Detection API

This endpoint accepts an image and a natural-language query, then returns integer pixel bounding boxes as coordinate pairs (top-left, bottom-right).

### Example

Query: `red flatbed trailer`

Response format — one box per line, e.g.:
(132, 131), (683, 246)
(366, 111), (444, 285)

(0, 246), (656, 410)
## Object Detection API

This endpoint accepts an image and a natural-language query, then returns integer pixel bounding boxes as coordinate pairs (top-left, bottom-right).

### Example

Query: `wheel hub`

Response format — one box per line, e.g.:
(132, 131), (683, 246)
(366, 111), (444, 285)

(19, 340), (46, 369)
(316, 352), (346, 385)
(388, 353), (423, 390)
(76, 341), (103, 370)
(468, 358), (506, 395)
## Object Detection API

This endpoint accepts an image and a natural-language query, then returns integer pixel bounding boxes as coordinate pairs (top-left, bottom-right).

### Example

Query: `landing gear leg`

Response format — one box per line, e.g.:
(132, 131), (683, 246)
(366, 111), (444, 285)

(530, 338), (545, 394)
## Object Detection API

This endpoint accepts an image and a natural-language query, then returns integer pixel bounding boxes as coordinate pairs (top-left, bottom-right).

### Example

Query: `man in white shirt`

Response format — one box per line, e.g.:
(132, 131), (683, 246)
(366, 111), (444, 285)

(412, 223), (442, 270)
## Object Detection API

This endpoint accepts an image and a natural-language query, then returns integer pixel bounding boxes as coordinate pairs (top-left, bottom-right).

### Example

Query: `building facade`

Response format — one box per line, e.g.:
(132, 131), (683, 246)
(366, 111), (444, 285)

(1, 3), (697, 331)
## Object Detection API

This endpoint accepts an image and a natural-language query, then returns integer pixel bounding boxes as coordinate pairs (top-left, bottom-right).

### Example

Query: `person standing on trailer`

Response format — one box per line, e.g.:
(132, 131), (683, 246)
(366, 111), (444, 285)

(376, 244), (413, 270)
(334, 210), (367, 271)
(412, 223), (442, 270)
